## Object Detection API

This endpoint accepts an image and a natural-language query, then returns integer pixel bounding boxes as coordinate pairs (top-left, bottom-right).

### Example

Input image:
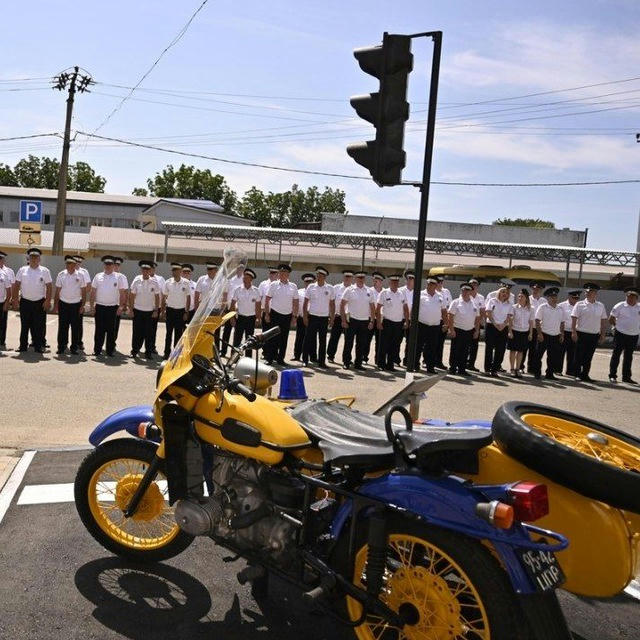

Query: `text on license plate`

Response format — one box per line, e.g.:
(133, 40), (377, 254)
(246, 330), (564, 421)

(516, 549), (565, 591)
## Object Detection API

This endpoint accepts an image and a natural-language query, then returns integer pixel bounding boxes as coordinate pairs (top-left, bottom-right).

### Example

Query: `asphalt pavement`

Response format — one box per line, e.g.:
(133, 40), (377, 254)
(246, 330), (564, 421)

(0, 450), (637, 640)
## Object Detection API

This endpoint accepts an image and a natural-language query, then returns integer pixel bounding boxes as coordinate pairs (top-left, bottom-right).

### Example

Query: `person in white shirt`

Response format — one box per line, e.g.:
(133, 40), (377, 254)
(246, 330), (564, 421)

(416, 277), (447, 373)
(507, 289), (534, 377)
(435, 275), (452, 368)
(220, 263), (245, 357)
(571, 282), (608, 382)
(112, 257), (128, 345)
(486, 278), (516, 304)
(129, 260), (160, 359)
(558, 290), (581, 376)
(14, 248), (52, 353)
(264, 263), (299, 365)
(229, 268), (261, 355)
(484, 288), (513, 376)
(181, 263), (197, 322)
(533, 287), (565, 380)
(72, 255), (91, 351)
(195, 260), (219, 312)
(447, 282), (480, 376)
(302, 266), (335, 368)
(340, 271), (375, 370)
(53, 255), (87, 355)
(399, 270), (416, 366)
(366, 272), (385, 364)
(0, 250), (14, 349)
(608, 286), (640, 384)
(293, 273), (316, 361)
(522, 281), (545, 373)
(90, 255), (128, 357)
(327, 270), (353, 362)
(148, 262), (164, 355)
(466, 278), (485, 372)
(162, 262), (191, 359)
(376, 274), (408, 372)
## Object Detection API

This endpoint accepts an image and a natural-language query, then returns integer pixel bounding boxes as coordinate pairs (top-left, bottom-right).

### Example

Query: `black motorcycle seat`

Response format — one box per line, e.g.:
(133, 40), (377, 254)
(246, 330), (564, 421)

(289, 400), (493, 467)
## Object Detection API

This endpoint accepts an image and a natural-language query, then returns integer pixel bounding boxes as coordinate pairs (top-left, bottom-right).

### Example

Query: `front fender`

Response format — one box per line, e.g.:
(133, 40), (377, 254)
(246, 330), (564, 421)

(89, 405), (154, 446)
(331, 472), (567, 594)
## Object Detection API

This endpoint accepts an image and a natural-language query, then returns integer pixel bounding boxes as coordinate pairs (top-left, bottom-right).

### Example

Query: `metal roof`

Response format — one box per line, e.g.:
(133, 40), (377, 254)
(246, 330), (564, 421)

(160, 221), (639, 269)
(0, 186), (156, 206)
(0, 228), (89, 252)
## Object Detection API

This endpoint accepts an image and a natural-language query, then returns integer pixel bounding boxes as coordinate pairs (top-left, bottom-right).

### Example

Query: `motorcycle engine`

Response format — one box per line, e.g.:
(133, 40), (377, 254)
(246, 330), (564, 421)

(174, 451), (303, 560)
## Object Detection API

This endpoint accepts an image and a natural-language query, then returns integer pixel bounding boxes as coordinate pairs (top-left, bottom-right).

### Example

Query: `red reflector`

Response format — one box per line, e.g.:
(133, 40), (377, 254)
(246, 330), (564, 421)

(508, 482), (549, 522)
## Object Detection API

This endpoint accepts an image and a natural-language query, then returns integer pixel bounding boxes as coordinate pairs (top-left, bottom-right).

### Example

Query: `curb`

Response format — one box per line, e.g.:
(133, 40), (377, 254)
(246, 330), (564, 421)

(0, 450), (20, 493)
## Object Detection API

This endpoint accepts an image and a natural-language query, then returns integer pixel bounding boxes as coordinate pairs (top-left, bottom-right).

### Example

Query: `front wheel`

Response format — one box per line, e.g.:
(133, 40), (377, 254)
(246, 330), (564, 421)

(74, 438), (194, 562)
(340, 518), (533, 640)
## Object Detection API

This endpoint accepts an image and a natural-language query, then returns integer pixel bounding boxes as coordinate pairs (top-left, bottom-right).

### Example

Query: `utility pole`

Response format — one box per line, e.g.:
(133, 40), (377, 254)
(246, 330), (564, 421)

(51, 67), (93, 255)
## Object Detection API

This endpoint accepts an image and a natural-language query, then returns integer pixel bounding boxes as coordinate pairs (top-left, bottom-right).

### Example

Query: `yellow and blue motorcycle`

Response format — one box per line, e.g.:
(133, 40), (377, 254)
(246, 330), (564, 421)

(75, 249), (576, 640)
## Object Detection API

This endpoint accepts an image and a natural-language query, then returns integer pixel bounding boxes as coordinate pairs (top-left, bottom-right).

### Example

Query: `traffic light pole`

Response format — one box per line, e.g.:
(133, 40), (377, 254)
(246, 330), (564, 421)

(405, 31), (442, 372)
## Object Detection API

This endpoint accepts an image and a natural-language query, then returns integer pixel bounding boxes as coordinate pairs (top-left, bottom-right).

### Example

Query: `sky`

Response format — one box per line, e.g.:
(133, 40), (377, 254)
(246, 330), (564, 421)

(1, 0), (639, 250)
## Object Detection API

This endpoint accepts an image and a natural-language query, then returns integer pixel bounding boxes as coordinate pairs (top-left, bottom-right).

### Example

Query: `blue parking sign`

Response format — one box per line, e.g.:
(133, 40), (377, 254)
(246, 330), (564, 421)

(20, 200), (42, 223)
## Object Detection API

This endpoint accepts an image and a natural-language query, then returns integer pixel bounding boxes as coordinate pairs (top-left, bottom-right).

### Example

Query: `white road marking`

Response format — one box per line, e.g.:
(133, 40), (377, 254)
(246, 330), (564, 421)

(0, 450), (36, 524)
(624, 579), (640, 601)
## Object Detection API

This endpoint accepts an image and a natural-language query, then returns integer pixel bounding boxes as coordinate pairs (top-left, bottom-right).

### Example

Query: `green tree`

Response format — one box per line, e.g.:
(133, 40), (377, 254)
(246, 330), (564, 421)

(68, 161), (106, 192)
(493, 217), (555, 229)
(132, 187), (149, 196)
(137, 164), (238, 212)
(0, 163), (17, 186)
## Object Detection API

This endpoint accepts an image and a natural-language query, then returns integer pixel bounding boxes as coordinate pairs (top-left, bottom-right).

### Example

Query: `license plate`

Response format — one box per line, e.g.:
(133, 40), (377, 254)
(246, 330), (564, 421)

(516, 548), (565, 591)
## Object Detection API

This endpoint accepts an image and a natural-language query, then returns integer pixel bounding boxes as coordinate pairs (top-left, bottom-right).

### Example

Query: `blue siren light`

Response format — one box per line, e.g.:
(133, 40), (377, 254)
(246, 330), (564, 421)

(278, 369), (308, 400)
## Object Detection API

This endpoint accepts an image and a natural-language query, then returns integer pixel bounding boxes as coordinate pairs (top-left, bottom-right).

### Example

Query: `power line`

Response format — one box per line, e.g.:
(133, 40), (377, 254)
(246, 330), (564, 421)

(0, 133), (60, 142)
(91, 0), (210, 134)
(75, 130), (640, 186)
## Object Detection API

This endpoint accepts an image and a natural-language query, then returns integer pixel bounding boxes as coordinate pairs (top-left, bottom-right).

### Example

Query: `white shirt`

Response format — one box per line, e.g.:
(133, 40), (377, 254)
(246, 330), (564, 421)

(400, 285), (416, 312)
(342, 284), (374, 321)
(92, 271), (126, 306)
(297, 288), (307, 316)
(486, 298), (513, 325)
(305, 282), (335, 317)
(530, 295), (545, 312)
(469, 292), (485, 312)
(130, 276), (160, 312)
(0, 271), (10, 303)
(333, 282), (350, 309)
(196, 275), (217, 298)
(226, 274), (244, 307)
(184, 278), (196, 298)
(610, 301), (640, 336)
(232, 284), (260, 316)
(77, 266), (91, 286)
(0, 264), (16, 285)
(571, 300), (607, 334)
(267, 280), (299, 315)
(535, 302), (564, 336)
(418, 291), (445, 325)
(56, 269), (86, 304)
(448, 298), (478, 331)
(116, 271), (129, 290)
(16, 265), (52, 301)
(558, 300), (576, 328)
(512, 304), (534, 332)
(487, 289), (515, 304)
(164, 277), (191, 309)
(377, 288), (406, 322)
(438, 287), (453, 307)
(258, 278), (275, 308)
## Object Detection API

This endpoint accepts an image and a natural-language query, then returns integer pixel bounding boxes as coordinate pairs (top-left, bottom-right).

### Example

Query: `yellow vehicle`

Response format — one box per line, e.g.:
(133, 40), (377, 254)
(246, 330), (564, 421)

(429, 264), (561, 286)
(73, 248), (639, 640)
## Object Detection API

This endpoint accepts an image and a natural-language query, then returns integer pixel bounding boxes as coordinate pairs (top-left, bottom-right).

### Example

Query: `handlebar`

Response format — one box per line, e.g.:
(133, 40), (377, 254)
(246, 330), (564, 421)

(254, 325), (281, 345)
(227, 378), (257, 402)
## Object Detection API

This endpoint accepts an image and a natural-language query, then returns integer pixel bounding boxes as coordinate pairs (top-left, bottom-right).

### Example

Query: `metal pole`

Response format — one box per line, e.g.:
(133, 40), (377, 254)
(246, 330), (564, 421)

(564, 255), (570, 287)
(278, 238), (282, 262)
(635, 210), (640, 281)
(163, 229), (168, 263)
(508, 256), (513, 268)
(577, 256), (584, 286)
(406, 32), (442, 373)
(361, 241), (366, 270)
(52, 67), (79, 255)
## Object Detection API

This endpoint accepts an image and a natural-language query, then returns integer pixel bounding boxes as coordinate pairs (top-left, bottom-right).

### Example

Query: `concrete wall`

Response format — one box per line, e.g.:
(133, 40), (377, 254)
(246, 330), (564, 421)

(322, 213), (587, 248)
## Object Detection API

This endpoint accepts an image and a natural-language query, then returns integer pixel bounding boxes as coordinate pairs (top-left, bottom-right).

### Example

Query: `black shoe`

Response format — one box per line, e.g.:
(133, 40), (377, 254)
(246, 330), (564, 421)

(265, 359), (273, 365)
(468, 366), (480, 372)
(93, 351), (102, 357)
(580, 375), (594, 382)
(276, 359), (287, 366)
(145, 352), (154, 360)
(69, 348), (78, 355)
(385, 365), (396, 372)
(16, 347), (27, 352)
(534, 373), (541, 380)
(130, 351), (138, 358)
(56, 349), (65, 355)
(0, 343), (6, 350)
(106, 351), (114, 357)
(34, 348), (46, 354)
(623, 377), (638, 385)
(327, 357), (335, 363)
(608, 375), (617, 383)
(498, 366), (506, 372)
(342, 363), (351, 370)
(490, 371), (499, 378)
(354, 363), (365, 371)
(448, 367), (456, 374)
(79, 342), (84, 350)
(459, 370), (471, 377)
(545, 374), (558, 380)
(426, 368), (436, 374)
(291, 356), (301, 362)
(317, 363), (328, 369)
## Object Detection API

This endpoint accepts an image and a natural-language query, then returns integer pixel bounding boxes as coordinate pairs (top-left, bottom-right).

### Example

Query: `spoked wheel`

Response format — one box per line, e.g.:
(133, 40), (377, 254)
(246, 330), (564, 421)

(492, 401), (640, 513)
(75, 439), (194, 562)
(342, 519), (528, 640)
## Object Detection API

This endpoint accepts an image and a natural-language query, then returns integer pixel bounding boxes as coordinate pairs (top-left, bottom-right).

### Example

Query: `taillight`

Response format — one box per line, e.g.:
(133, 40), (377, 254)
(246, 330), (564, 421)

(508, 482), (549, 522)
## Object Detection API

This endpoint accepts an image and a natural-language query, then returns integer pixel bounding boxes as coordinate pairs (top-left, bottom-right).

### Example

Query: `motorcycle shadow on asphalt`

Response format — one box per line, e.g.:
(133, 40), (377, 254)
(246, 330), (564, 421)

(74, 557), (347, 640)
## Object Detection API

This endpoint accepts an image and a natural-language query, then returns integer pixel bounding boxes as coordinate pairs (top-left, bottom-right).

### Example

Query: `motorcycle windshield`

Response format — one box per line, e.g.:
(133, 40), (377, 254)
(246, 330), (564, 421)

(155, 247), (248, 398)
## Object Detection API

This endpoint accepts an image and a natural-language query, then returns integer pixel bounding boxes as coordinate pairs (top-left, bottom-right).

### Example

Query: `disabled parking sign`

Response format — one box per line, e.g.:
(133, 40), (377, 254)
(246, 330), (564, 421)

(20, 200), (42, 224)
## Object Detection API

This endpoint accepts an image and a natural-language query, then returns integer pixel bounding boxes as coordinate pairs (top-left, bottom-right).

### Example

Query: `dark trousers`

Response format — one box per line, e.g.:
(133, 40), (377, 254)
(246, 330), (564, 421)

(132, 309), (154, 355)
(164, 307), (186, 357)
(294, 316), (306, 359)
(609, 331), (638, 379)
(234, 314), (256, 355)
(468, 331), (480, 368)
(94, 304), (118, 355)
(366, 325), (381, 363)
(418, 323), (441, 370)
(303, 315), (328, 365)
(221, 317), (233, 356)
(378, 319), (404, 369)
(150, 315), (159, 353)
(0, 308), (8, 345)
(188, 309), (196, 323)
(451, 328), (473, 373)
(535, 333), (562, 376)
(437, 320), (447, 366)
(267, 310), (292, 362)
(78, 309), (85, 348)
(484, 324), (508, 373)
(114, 315), (121, 341)
(327, 321), (343, 360)
(57, 300), (82, 351)
(573, 331), (599, 378)
(562, 331), (576, 375)
(342, 318), (369, 366)
(19, 298), (45, 350)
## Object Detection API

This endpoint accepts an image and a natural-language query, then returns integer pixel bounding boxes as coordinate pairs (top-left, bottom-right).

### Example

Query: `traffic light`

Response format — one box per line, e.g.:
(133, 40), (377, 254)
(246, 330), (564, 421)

(347, 33), (413, 186)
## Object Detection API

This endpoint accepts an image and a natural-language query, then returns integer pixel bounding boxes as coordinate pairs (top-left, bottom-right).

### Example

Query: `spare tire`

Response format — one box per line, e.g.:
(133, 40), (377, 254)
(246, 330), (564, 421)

(492, 401), (640, 514)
